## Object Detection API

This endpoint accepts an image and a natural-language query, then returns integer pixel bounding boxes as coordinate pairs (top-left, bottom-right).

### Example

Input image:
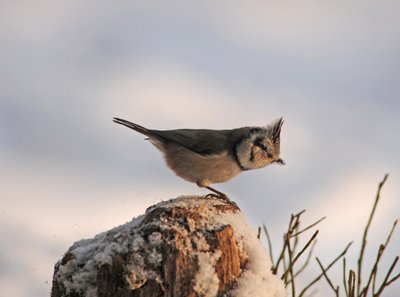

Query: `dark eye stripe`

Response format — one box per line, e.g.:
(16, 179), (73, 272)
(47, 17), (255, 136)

(254, 138), (273, 158)
(254, 138), (268, 151)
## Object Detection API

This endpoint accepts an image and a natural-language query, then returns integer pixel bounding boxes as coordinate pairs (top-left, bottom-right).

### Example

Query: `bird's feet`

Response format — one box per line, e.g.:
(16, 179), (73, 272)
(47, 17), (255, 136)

(205, 193), (227, 200)
(204, 191), (239, 209)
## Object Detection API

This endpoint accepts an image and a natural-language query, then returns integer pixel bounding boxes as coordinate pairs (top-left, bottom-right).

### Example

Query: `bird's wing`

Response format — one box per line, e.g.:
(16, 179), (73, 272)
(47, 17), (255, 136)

(113, 118), (151, 136)
(150, 129), (236, 155)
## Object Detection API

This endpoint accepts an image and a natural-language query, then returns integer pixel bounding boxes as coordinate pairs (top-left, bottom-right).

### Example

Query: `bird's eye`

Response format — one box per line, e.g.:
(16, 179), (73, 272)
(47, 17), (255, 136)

(254, 138), (268, 152)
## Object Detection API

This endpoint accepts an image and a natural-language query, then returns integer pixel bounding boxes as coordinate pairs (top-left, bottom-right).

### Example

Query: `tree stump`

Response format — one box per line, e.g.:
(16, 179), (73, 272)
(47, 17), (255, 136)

(51, 196), (285, 297)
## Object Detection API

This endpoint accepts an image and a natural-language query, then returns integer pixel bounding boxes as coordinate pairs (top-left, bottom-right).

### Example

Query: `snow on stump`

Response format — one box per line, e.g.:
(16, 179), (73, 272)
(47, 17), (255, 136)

(51, 196), (285, 297)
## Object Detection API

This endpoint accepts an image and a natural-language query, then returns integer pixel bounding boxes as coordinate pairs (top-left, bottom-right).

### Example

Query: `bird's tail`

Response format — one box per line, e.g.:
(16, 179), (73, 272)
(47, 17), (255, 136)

(113, 117), (151, 136)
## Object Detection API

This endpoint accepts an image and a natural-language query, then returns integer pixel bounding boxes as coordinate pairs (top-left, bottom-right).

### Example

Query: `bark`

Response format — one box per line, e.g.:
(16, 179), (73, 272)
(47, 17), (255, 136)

(51, 196), (247, 297)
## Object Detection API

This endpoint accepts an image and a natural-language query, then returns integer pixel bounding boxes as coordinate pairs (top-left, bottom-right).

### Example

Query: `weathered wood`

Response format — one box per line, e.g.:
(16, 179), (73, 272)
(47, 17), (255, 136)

(51, 196), (284, 297)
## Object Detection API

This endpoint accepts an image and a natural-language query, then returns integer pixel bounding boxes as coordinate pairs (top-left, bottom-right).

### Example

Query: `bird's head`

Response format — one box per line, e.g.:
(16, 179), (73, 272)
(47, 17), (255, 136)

(236, 118), (284, 170)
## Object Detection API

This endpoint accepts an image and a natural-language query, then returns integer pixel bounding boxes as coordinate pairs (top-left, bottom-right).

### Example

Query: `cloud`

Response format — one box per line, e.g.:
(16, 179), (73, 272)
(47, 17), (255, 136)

(98, 62), (287, 127)
(209, 1), (400, 53)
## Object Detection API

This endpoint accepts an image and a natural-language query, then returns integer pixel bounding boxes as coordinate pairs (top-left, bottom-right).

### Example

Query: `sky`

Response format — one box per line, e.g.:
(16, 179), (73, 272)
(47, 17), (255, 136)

(1, 1), (399, 296)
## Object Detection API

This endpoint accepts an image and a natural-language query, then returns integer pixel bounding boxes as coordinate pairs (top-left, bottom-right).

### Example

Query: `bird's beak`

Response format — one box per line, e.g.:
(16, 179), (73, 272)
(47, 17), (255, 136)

(276, 158), (285, 165)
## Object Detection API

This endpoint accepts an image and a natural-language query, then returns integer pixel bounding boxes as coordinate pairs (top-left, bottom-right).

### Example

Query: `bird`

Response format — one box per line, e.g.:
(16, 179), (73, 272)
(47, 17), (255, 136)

(113, 117), (284, 199)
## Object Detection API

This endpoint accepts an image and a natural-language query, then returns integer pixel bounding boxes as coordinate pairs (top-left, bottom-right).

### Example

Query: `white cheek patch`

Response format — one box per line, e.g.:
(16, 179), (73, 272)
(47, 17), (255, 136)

(236, 140), (252, 170)
(235, 131), (265, 170)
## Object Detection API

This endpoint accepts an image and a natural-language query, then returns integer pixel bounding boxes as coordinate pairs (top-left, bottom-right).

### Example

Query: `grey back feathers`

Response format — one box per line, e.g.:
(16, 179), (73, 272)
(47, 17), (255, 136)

(113, 117), (249, 156)
(113, 117), (284, 196)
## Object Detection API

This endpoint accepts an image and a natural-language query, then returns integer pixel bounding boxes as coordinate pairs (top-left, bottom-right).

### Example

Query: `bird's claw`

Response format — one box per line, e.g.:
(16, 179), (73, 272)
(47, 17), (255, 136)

(204, 193), (239, 209)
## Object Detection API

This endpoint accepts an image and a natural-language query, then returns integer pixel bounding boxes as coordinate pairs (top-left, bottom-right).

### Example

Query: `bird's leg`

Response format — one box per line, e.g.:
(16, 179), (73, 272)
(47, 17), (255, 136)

(196, 181), (224, 199)
(205, 186), (227, 199)
(205, 186), (239, 209)
(197, 181), (237, 207)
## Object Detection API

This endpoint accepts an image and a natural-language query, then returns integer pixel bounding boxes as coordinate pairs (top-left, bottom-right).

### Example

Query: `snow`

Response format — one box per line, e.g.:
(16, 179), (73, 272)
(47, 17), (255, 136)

(193, 251), (221, 297)
(148, 231), (162, 246)
(216, 211), (286, 297)
(53, 196), (286, 297)
(54, 215), (145, 295)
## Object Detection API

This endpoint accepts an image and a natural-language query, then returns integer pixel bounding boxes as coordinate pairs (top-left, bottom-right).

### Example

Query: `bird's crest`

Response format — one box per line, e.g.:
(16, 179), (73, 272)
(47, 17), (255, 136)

(267, 117), (284, 144)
